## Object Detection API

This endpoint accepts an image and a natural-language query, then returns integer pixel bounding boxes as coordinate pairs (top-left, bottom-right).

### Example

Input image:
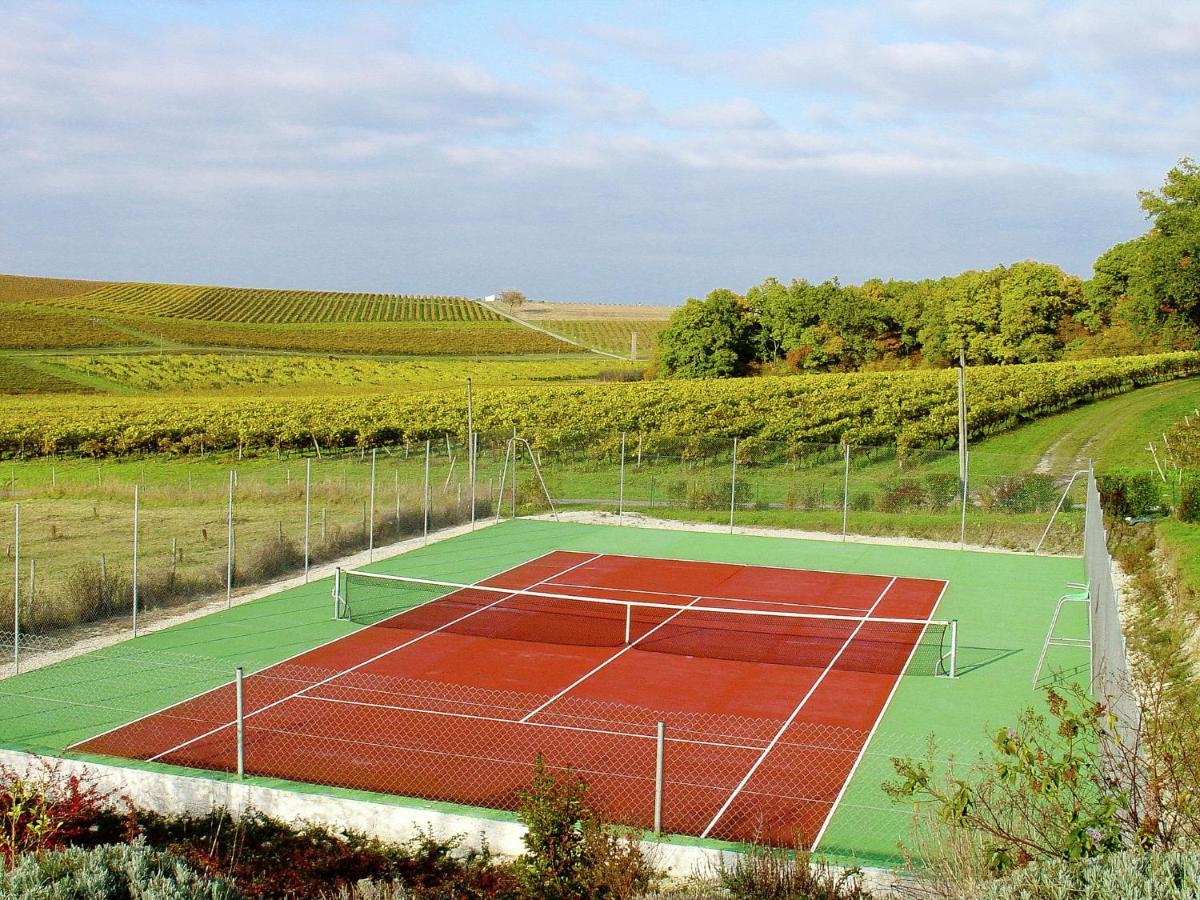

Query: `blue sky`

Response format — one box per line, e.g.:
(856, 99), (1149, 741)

(1, 1), (1197, 304)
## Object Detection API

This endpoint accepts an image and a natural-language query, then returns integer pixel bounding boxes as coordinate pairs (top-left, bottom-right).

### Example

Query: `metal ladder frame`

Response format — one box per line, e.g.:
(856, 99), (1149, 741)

(1032, 581), (1091, 687)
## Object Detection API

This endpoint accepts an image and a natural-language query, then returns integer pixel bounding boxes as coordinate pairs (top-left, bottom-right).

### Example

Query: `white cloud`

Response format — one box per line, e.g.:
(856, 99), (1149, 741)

(666, 98), (775, 131)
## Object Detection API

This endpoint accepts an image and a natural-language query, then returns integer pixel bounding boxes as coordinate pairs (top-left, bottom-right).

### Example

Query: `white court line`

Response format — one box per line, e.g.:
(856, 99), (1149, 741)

(294, 693), (768, 753)
(143, 553), (603, 763)
(699, 576), (898, 838)
(517, 596), (705, 723)
(67, 549), (569, 752)
(546, 579), (868, 615)
(809, 578), (951, 852)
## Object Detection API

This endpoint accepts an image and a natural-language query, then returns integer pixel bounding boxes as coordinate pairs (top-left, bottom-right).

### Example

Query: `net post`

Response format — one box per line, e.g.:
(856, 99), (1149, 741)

(654, 721), (665, 835)
(235, 666), (245, 779)
(332, 567), (342, 619)
(624, 602), (632, 644)
(950, 624), (960, 681)
(132, 484), (139, 638)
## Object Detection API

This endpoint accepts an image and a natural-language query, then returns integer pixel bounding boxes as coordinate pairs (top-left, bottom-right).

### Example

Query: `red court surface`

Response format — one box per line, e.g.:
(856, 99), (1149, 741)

(74, 552), (947, 846)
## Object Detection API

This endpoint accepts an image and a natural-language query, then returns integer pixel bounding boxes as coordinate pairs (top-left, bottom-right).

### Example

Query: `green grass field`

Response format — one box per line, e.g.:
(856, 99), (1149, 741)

(0, 518), (1088, 865)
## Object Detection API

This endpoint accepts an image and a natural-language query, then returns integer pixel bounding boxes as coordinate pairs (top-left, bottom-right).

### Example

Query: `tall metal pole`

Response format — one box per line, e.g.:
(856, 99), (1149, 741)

(619, 432), (626, 524)
(470, 433), (478, 530)
(304, 458), (312, 581)
(842, 443), (850, 541)
(729, 437), (739, 534)
(226, 470), (234, 607)
(235, 667), (245, 779)
(368, 448), (377, 561)
(510, 426), (518, 519)
(132, 484), (139, 637)
(423, 439), (431, 543)
(654, 721), (665, 835)
(466, 379), (475, 531)
(12, 504), (19, 675)
(958, 350), (968, 549)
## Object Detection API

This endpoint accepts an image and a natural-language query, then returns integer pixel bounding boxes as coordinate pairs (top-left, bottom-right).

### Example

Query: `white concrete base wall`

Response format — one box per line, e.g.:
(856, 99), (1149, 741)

(0, 748), (739, 878)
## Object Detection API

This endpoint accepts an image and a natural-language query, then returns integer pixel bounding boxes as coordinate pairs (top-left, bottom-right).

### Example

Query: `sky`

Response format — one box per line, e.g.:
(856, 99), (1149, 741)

(1, 1), (1198, 304)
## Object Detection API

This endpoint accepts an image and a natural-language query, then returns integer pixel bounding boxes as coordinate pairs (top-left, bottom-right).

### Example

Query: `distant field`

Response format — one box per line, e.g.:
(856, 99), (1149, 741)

(42, 282), (500, 324)
(0, 273), (112, 303)
(52, 353), (627, 393)
(539, 319), (667, 358)
(0, 357), (97, 394)
(0, 302), (148, 350)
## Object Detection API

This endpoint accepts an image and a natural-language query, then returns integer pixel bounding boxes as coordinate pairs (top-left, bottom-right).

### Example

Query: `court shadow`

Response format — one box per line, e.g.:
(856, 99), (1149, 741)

(952, 646), (1021, 677)
(1034, 662), (1089, 691)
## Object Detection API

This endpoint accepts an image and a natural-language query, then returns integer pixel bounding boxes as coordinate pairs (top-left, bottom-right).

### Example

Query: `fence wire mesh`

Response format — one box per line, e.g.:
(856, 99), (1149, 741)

(1086, 468), (1140, 743)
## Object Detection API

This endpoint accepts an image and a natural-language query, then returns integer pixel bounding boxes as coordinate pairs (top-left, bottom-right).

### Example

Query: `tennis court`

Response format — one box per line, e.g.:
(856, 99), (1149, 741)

(71, 549), (951, 846)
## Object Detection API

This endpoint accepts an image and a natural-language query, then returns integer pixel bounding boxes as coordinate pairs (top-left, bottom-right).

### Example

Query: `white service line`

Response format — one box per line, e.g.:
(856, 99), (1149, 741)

(699, 575), (898, 838)
(546, 579), (868, 615)
(809, 578), (951, 851)
(517, 595), (705, 723)
(144, 553), (603, 763)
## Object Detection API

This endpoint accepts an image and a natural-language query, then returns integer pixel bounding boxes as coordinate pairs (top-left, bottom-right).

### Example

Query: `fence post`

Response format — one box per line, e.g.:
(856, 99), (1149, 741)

(304, 458), (311, 582)
(423, 440), (431, 543)
(132, 484), (139, 638)
(467, 379), (475, 529)
(729, 437), (739, 534)
(235, 667), (245, 779)
(959, 450), (969, 549)
(368, 448), (377, 562)
(226, 470), (234, 607)
(470, 433), (478, 530)
(842, 443), (850, 541)
(619, 432), (626, 524)
(12, 504), (19, 675)
(511, 427), (518, 519)
(654, 721), (665, 835)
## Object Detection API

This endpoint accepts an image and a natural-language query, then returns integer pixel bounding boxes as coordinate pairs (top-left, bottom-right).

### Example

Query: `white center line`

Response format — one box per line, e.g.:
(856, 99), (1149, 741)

(518, 595), (705, 723)
(146, 553), (603, 763)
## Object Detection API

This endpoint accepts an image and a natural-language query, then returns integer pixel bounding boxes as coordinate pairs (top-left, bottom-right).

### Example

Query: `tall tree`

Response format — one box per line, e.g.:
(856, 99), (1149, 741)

(655, 289), (757, 378)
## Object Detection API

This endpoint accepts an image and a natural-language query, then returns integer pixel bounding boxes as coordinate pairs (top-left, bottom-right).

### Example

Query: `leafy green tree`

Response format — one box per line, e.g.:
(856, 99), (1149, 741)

(655, 289), (757, 378)
(997, 261), (1085, 362)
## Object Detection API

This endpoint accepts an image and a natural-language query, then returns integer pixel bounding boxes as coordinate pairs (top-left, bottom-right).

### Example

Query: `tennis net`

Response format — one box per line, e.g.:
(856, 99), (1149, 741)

(334, 568), (957, 678)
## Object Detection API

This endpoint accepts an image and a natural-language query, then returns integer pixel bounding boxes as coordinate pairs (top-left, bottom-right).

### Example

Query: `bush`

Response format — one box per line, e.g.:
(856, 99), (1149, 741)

(924, 473), (961, 510)
(980, 474), (1060, 514)
(0, 762), (127, 865)
(877, 478), (926, 512)
(0, 839), (239, 899)
(514, 756), (656, 899)
(1097, 471), (1163, 518)
(1177, 480), (1200, 523)
(976, 850), (1200, 899)
(716, 844), (874, 899)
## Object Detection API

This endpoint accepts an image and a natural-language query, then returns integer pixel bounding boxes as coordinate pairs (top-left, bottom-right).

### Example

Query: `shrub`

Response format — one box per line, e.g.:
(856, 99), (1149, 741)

(980, 474), (1060, 514)
(1097, 472), (1163, 518)
(595, 369), (644, 383)
(850, 491), (874, 512)
(1177, 480), (1200, 523)
(924, 473), (961, 510)
(975, 850), (1200, 899)
(716, 844), (874, 899)
(514, 756), (656, 899)
(0, 762), (126, 865)
(877, 478), (925, 513)
(0, 839), (239, 898)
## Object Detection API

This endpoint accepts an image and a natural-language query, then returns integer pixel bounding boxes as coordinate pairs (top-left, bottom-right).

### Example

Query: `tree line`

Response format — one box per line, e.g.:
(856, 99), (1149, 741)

(656, 158), (1200, 378)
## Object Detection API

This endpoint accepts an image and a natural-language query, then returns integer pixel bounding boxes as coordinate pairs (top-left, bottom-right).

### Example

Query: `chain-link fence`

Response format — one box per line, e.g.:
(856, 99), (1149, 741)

(1086, 468), (1139, 743)
(1, 431), (1088, 677)
(27, 653), (949, 851)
